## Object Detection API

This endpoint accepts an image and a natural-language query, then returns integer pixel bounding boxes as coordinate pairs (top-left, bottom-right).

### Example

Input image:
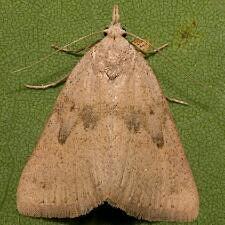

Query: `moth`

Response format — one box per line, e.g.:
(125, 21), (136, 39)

(17, 5), (199, 222)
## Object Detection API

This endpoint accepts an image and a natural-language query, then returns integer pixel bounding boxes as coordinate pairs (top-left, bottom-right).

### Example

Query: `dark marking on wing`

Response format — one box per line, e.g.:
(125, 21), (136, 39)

(124, 111), (141, 133)
(70, 104), (75, 112)
(149, 107), (154, 115)
(123, 105), (165, 147)
(152, 133), (164, 148)
(58, 101), (79, 145)
(58, 125), (71, 144)
(80, 105), (99, 130)
(123, 105), (159, 134)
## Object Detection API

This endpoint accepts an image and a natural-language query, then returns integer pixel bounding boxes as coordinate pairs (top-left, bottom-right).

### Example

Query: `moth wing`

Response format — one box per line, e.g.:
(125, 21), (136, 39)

(108, 45), (199, 222)
(17, 42), (110, 218)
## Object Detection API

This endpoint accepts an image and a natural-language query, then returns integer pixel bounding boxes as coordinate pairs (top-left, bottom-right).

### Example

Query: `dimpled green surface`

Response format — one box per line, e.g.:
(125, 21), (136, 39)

(0, 0), (225, 225)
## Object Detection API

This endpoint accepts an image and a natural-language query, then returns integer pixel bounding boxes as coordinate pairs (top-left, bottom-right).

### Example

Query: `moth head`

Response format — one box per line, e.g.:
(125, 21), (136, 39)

(103, 5), (127, 39)
(103, 25), (127, 39)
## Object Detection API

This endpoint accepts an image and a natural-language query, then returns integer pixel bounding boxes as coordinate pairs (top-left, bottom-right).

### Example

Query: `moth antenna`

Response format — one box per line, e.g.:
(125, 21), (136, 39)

(112, 4), (120, 24)
(127, 31), (212, 92)
(12, 30), (103, 73)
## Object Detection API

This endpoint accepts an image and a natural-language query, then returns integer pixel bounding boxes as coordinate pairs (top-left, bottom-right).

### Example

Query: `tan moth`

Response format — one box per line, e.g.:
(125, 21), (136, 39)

(17, 5), (199, 222)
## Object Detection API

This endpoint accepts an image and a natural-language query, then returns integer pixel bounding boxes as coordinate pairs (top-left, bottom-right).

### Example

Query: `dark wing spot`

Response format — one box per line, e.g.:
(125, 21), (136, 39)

(58, 125), (71, 144)
(70, 104), (75, 112)
(80, 105), (99, 130)
(149, 107), (154, 115)
(152, 133), (164, 148)
(124, 112), (141, 133)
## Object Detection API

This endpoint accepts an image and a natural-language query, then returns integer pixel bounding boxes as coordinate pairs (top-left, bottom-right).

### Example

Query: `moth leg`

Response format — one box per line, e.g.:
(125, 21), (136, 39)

(51, 44), (84, 56)
(166, 96), (188, 105)
(143, 43), (169, 57)
(151, 43), (169, 54)
(51, 39), (102, 56)
(25, 74), (69, 90)
(130, 35), (168, 54)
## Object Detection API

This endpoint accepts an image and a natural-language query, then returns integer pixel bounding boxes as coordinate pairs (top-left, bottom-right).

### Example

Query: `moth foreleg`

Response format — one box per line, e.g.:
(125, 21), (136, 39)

(25, 74), (69, 90)
(166, 96), (188, 105)
(143, 43), (169, 57)
(130, 35), (168, 55)
(51, 44), (84, 56)
(151, 43), (169, 54)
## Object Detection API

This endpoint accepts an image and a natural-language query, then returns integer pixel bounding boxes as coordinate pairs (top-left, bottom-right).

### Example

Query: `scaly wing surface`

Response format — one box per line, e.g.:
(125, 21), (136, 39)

(105, 40), (199, 222)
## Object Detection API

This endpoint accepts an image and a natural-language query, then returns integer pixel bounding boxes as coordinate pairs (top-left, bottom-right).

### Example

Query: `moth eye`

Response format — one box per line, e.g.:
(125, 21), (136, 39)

(103, 26), (109, 36)
(122, 32), (127, 37)
(122, 26), (127, 37)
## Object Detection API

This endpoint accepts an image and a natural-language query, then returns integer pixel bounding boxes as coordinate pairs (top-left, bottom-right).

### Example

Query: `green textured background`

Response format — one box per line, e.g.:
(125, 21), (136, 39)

(0, 0), (225, 225)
